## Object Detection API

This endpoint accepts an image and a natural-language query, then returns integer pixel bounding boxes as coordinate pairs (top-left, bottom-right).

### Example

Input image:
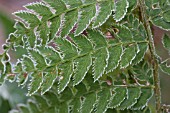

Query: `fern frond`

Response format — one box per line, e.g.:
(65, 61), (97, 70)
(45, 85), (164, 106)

(25, 2), (53, 21)
(41, 67), (58, 95)
(132, 61), (153, 82)
(14, 11), (40, 28)
(105, 44), (123, 73)
(28, 50), (47, 70)
(147, 1), (170, 31)
(61, 9), (79, 38)
(93, 0), (115, 28)
(37, 46), (61, 65)
(9, 28), (149, 95)
(11, 77), (154, 113)
(114, 0), (129, 22)
(58, 61), (73, 93)
(132, 88), (153, 110)
(42, 0), (67, 13)
(73, 55), (92, 86)
(55, 38), (78, 60)
(95, 89), (112, 113)
(117, 87), (141, 110)
(81, 93), (97, 113)
(22, 56), (35, 72)
(11, 0), (131, 47)
(28, 72), (43, 96)
(1, 0), (170, 112)
(109, 87), (127, 108)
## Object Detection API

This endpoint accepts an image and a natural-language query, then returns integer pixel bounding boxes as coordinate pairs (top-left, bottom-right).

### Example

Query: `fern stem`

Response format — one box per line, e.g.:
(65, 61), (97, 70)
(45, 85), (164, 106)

(138, 0), (161, 112)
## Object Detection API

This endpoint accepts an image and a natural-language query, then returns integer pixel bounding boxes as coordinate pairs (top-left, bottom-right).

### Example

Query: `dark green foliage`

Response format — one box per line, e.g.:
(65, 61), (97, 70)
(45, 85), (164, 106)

(0, 0), (170, 113)
(11, 77), (153, 113)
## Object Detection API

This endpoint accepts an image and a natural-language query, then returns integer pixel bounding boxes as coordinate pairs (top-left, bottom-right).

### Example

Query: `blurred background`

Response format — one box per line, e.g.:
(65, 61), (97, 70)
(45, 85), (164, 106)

(0, 0), (170, 113)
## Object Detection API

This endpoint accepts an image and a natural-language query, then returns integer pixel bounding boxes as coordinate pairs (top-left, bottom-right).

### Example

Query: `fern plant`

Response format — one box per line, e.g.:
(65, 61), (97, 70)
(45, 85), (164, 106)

(0, 0), (170, 112)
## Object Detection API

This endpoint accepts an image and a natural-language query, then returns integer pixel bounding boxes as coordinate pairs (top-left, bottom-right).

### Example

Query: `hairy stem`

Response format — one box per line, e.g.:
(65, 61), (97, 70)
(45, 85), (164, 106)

(138, 0), (161, 112)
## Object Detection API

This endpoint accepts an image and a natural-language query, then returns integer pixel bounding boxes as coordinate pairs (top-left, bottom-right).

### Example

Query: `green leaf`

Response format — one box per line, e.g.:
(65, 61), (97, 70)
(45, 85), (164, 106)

(16, 73), (28, 86)
(42, 0), (67, 14)
(58, 61), (73, 93)
(83, 0), (96, 4)
(41, 67), (58, 95)
(29, 50), (47, 70)
(105, 109), (117, 113)
(96, 89), (112, 113)
(61, 9), (79, 37)
(115, 25), (133, 43)
(7, 33), (17, 43)
(15, 62), (27, 86)
(132, 43), (148, 65)
(81, 93), (97, 113)
(151, 16), (170, 30)
(163, 10), (170, 22)
(18, 104), (30, 113)
(4, 62), (12, 75)
(25, 2), (53, 21)
(14, 62), (22, 73)
(75, 83), (87, 97)
(33, 95), (49, 110)
(59, 102), (68, 113)
(159, 0), (169, 8)
(62, 0), (82, 8)
(14, 21), (27, 35)
(55, 38), (78, 60)
(134, 23), (147, 41)
(49, 16), (61, 40)
(0, 60), (5, 74)
(114, 0), (129, 22)
(109, 87), (127, 108)
(37, 46), (61, 65)
(118, 87), (141, 110)
(71, 35), (93, 54)
(71, 98), (81, 113)
(14, 11), (40, 27)
(44, 91), (59, 105)
(93, 0), (115, 28)
(75, 4), (96, 35)
(60, 87), (73, 101)
(37, 22), (50, 45)
(28, 72), (43, 96)
(160, 60), (170, 76)
(132, 61), (152, 81)
(83, 74), (100, 91)
(28, 100), (41, 113)
(162, 34), (170, 51)
(93, 48), (109, 81)
(87, 30), (108, 49)
(132, 88), (153, 110)
(73, 55), (92, 86)
(22, 56), (35, 72)
(46, 108), (56, 113)
(120, 44), (137, 68)
(26, 30), (37, 48)
(127, 0), (137, 11)
(106, 45), (123, 73)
